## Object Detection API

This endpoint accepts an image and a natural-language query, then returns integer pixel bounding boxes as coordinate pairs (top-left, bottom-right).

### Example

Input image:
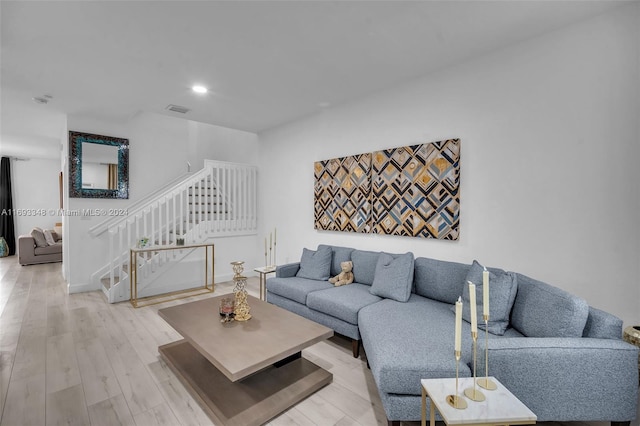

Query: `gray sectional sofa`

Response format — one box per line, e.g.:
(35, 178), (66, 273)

(266, 244), (639, 426)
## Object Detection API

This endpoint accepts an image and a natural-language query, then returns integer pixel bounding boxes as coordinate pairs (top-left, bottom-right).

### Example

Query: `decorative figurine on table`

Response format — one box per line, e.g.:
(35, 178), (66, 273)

(231, 261), (251, 321)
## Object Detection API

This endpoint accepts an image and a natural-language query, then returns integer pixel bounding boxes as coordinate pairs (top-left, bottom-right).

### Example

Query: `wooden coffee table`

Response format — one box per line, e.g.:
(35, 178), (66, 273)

(158, 294), (334, 426)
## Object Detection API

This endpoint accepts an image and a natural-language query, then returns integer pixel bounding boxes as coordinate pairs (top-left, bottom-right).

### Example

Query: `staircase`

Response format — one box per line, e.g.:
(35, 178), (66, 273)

(90, 160), (258, 303)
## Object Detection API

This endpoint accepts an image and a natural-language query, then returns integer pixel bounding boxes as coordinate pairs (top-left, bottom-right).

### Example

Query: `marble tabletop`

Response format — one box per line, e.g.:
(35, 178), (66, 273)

(422, 376), (537, 425)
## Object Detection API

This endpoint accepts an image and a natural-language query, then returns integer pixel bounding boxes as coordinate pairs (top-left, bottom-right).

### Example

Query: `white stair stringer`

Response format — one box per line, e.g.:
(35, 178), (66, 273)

(90, 160), (258, 303)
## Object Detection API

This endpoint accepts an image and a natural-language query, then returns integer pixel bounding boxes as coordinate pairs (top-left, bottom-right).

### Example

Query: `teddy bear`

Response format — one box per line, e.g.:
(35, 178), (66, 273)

(329, 261), (354, 286)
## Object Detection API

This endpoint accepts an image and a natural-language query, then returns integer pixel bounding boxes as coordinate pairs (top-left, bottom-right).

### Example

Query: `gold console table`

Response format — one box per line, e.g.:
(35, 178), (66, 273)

(130, 243), (215, 308)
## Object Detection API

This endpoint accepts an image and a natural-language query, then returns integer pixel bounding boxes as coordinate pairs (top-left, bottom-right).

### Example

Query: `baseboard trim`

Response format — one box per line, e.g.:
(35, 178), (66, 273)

(68, 282), (99, 294)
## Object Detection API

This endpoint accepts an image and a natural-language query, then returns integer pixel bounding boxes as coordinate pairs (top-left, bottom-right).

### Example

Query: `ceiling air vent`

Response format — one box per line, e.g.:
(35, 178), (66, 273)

(166, 104), (190, 114)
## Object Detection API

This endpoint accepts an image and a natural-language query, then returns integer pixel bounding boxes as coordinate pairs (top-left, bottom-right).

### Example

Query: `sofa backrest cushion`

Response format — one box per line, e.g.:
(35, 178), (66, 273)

(370, 252), (415, 302)
(461, 260), (518, 335)
(413, 257), (469, 304)
(511, 273), (589, 337)
(44, 230), (56, 246)
(582, 306), (622, 340)
(296, 246), (332, 281)
(351, 250), (381, 285)
(30, 227), (48, 248)
(318, 245), (355, 277)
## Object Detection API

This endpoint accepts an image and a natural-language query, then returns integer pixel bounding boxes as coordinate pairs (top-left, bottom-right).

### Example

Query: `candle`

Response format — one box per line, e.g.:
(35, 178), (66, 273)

(468, 281), (477, 333)
(270, 232), (272, 250)
(483, 267), (489, 317)
(274, 227), (277, 244)
(455, 296), (462, 352)
(264, 238), (267, 255)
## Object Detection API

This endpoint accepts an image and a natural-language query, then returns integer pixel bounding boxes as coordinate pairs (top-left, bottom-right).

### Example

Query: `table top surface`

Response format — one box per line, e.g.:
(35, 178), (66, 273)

(158, 295), (333, 382)
(422, 377), (537, 425)
(254, 266), (277, 273)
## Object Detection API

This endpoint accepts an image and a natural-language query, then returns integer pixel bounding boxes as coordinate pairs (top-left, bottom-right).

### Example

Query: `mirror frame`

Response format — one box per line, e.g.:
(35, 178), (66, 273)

(69, 131), (129, 199)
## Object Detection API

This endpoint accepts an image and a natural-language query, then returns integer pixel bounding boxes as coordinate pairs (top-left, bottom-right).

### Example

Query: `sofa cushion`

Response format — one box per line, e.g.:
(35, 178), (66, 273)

(370, 252), (415, 302)
(318, 245), (355, 277)
(307, 284), (382, 325)
(351, 250), (380, 285)
(461, 260), (518, 335)
(30, 227), (48, 248)
(44, 230), (56, 246)
(266, 276), (333, 305)
(296, 246), (332, 281)
(413, 257), (469, 304)
(511, 273), (589, 338)
(34, 242), (62, 255)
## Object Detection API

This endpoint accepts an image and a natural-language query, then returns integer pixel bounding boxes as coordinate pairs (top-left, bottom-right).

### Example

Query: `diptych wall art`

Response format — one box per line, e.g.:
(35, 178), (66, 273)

(314, 139), (460, 240)
(314, 153), (371, 233)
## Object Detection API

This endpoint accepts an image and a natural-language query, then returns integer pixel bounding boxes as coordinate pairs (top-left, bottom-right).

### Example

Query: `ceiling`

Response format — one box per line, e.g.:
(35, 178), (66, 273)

(0, 0), (628, 159)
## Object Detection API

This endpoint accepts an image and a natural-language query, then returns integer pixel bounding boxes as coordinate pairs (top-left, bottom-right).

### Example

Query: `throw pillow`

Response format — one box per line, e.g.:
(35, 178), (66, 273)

(30, 227), (48, 248)
(459, 260), (518, 335)
(370, 252), (415, 302)
(44, 230), (56, 246)
(296, 246), (332, 281)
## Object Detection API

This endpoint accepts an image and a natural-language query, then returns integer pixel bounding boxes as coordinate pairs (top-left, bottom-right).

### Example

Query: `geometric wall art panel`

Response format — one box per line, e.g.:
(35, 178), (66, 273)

(372, 139), (460, 239)
(314, 153), (372, 233)
(314, 138), (460, 240)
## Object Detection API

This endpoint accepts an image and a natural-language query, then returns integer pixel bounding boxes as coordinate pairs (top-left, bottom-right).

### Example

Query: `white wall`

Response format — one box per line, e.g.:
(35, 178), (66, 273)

(65, 112), (259, 293)
(11, 158), (62, 237)
(258, 4), (640, 326)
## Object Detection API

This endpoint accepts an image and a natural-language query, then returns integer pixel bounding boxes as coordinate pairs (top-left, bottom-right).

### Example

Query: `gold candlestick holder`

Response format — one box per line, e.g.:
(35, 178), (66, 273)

(464, 331), (485, 401)
(446, 350), (468, 409)
(477, 315), (497, 390)
(272, 241), (277, 267)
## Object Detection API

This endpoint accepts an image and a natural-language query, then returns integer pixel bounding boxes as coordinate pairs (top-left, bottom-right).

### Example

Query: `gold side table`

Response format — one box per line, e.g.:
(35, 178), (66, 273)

(130, 243), (215, 308)
(254, 266), (276, 301)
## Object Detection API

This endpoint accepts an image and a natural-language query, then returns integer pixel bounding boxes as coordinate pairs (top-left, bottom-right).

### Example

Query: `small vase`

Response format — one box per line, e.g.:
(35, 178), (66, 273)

(0, 237), (8, 257)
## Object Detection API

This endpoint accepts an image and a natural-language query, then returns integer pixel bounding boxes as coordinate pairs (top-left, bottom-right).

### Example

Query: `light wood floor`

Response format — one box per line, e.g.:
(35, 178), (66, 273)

(0, 256), (634, 426)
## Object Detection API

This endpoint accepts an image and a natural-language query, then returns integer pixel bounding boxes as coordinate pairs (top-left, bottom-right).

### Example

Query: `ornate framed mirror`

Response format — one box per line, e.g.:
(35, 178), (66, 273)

(69, 131), (129, 199)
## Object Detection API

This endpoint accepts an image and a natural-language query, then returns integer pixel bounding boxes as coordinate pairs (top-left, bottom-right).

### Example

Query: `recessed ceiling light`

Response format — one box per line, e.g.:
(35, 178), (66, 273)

(192, 85), (208, 94)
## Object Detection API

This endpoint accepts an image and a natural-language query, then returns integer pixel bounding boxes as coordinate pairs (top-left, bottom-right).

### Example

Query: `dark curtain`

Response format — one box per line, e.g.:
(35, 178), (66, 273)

(0, 157), (16, 255)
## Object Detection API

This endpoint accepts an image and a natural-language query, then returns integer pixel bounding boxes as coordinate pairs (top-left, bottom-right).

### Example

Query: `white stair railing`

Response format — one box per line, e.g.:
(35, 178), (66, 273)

(91, 160), (258, 303)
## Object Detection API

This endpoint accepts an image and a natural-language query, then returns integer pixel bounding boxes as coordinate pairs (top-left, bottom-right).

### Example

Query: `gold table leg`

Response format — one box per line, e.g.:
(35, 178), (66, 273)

(421, 386), (426, 426)
(430, 399), (435, 426)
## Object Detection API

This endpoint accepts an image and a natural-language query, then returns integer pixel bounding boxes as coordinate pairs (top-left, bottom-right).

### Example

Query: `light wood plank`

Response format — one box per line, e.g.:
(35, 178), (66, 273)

(0, 373), (46, 426)
(95, 307), (165, 415)
(11, 326), (46, 381)
(46, 332), (82, 393)
(47, 303), (73, 337)
(70, 306), (100, 342)
(267, 407), (316, 426)
(46, 384), (90, 426)
(87, 394), (136, 426)
(156, 375), (214, 426)
(133, 403), (181, 426)
(75, 337), (122, 406)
